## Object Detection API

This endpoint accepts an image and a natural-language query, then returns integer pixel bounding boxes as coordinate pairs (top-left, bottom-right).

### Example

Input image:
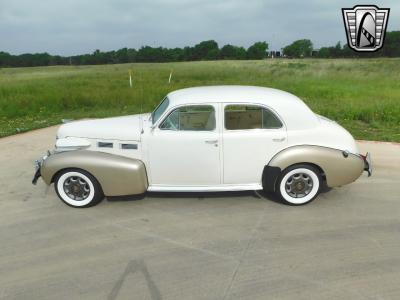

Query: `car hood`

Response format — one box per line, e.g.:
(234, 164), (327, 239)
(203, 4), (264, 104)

(57, 114), (150, 141)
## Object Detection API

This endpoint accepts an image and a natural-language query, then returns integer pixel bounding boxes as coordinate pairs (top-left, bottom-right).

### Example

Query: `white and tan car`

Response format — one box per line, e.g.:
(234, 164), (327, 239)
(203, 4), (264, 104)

(32, 86), (371, 207)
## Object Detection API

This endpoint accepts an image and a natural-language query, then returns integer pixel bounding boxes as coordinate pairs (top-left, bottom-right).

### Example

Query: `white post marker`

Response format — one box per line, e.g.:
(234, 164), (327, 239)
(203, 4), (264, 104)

(129, 69), (133, 88)
(168, 69), (173, 84)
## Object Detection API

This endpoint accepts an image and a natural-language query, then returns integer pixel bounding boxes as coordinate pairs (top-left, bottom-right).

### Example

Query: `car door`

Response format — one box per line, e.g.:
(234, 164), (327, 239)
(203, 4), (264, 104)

(147, 104), (221, 186)
(222, 103), (287, 184)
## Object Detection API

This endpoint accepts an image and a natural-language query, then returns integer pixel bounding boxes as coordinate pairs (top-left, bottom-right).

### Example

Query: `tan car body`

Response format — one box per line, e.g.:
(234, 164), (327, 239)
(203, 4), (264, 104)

(41, 151), (148, 196)
(268, 145), (365, 187)
(40, 145), (364, 197)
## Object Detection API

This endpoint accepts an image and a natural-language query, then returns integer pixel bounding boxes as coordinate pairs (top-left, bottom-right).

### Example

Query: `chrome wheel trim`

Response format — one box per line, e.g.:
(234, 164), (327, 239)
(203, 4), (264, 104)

(57, 172), (95, 207)
(285, 172), (314, 198)
(63, 176), (91, 201)
(280, 168), (319, 204)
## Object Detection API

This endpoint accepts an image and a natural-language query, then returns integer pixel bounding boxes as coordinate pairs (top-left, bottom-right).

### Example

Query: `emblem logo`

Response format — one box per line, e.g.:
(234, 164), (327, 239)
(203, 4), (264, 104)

(342, 5), (390, 52)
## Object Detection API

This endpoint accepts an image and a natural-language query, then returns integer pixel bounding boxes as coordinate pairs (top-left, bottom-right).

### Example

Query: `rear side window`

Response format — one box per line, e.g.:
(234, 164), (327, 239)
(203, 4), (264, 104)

(160, 105), (215, 131)
(225, 105), (282, 130)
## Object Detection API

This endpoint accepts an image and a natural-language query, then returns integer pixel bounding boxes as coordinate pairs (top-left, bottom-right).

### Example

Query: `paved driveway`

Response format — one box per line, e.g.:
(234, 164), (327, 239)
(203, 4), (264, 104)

(0, 126), (399, 300)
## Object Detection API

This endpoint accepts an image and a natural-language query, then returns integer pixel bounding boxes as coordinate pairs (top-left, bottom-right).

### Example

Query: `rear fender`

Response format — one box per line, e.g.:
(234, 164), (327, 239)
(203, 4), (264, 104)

(264, 145), (364, 190)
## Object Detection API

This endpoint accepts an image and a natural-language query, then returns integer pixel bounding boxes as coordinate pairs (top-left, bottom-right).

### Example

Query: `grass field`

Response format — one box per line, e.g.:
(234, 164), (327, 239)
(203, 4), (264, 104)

(0, 59), (399, 141)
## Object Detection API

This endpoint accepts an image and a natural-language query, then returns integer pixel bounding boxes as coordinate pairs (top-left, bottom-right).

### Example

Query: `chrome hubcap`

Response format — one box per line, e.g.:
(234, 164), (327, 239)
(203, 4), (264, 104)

(285, 173), (313, 198)
(63, 176), (90, 201)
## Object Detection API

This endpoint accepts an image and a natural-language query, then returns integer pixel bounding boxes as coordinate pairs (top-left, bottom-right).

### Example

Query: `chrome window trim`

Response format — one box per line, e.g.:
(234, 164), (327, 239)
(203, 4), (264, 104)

(223, 103), (285, 131)
(158, 104), (217, 132)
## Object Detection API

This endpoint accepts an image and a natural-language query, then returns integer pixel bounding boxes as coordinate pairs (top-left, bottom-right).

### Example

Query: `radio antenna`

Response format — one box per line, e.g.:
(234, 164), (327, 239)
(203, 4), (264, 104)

(134, 68), (145, 134)
(129, 69), (143, 133)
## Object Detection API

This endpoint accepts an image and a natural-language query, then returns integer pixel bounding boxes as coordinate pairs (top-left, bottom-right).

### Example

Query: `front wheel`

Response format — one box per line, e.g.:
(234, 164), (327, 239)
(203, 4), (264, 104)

(54, 169), (104, 208)
(276, 164), (321, 205)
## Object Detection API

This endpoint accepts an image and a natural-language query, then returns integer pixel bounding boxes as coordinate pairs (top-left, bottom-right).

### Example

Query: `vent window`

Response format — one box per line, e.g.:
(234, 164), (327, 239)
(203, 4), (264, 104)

(121, 143), (138, 150)
(98, 142), (113, 148)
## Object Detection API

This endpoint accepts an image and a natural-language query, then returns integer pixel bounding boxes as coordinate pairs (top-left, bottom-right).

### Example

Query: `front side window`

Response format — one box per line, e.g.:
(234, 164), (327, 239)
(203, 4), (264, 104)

(151, 97), (169, 125)
(160, 105), (215, 131)
(225, 105), (282, 130)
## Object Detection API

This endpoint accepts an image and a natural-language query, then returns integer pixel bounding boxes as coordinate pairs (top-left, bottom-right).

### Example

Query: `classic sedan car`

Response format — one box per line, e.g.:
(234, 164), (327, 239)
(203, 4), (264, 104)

(32, 86), (371, 207)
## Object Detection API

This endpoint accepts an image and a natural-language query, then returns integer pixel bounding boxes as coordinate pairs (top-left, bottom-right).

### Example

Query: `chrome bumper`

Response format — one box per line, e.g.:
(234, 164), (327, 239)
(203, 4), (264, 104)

(32, 152), (50, 185)
(361, 152), (372, 177)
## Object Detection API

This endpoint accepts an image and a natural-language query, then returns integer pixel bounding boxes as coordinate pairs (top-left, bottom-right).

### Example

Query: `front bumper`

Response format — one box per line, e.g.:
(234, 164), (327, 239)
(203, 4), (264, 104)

(32, 167), (41, 185)
(361, 152), (372, 177)
(32, 152), (50, 185)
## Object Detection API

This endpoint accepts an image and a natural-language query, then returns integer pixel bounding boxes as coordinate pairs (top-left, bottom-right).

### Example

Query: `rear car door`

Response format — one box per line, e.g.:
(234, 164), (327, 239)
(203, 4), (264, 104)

(222, 103), (287, 184)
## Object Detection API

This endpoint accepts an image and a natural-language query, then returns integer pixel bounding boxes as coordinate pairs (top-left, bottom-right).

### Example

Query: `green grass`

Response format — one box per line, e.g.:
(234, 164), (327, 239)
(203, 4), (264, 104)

(0, 59), (399, 141)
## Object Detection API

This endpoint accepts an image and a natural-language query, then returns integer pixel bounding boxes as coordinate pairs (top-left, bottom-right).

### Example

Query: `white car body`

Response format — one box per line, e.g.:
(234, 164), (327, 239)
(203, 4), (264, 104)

(34, 86), (371, 207)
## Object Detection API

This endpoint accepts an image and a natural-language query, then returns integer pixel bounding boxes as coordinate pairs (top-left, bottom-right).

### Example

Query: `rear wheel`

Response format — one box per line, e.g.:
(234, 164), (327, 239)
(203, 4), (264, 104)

(276, 164), (321, 205)
(54, 169), (104, 208)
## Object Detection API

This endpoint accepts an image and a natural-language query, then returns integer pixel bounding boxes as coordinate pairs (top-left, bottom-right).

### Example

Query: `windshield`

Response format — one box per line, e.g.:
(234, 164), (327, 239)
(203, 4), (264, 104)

(151, 97), (169, 124)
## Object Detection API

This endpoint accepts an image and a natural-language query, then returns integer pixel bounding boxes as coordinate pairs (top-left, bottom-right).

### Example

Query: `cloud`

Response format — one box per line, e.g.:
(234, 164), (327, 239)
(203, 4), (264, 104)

(0, 0), (398, 55)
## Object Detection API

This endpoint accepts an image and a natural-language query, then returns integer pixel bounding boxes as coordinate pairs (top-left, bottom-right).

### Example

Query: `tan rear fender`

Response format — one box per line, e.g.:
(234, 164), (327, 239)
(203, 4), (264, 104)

(265, 145), (364, 189)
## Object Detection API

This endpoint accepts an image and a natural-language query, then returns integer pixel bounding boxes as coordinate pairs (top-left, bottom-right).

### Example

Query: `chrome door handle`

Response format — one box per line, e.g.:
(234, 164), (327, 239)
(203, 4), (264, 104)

(272, 137), (286, 142)
(205, 140), (218, 144)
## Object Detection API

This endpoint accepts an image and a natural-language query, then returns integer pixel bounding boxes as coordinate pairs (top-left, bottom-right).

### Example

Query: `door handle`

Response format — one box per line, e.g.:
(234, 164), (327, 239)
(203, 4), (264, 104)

(272, 137), (286, 142)
(205, 140), (218, 144)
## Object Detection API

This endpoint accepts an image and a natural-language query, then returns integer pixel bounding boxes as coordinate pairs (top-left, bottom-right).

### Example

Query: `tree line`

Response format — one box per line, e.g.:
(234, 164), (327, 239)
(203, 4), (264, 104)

(0, 40), (268, 67)
(284, 31), (400, 58)
(0, 31), (399, 67)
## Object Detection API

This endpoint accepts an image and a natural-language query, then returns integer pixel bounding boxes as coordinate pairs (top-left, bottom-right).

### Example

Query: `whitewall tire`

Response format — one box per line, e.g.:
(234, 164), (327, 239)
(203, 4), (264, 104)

(54, 169), (104, 208)
(276, 164), (321, 205)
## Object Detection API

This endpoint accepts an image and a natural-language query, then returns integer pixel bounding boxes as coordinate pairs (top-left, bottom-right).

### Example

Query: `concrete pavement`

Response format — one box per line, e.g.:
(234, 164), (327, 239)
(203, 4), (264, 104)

(0, 126), (399, 300)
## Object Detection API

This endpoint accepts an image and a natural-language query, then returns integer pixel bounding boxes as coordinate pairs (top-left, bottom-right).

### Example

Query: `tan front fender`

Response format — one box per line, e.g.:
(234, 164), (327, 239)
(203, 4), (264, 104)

(41, 151), (148, 196)
(267, 145), (364, 188)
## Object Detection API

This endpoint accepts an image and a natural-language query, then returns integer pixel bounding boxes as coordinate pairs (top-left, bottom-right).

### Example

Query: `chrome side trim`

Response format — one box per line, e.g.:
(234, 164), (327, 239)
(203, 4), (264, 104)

(148, 183), (263, 192)
(41, 150), (148, 196)
(268, 145), (364, 187)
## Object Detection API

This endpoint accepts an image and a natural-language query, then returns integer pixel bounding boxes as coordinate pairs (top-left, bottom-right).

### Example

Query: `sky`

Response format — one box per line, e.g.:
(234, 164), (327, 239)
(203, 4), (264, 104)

(0, 0), (399, 56)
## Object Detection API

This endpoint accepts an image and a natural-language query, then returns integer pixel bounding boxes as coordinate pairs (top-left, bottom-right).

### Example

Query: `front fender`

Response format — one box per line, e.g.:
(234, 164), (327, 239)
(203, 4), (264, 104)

(266, 145), (364, 188)
(41, 151), (148, 196)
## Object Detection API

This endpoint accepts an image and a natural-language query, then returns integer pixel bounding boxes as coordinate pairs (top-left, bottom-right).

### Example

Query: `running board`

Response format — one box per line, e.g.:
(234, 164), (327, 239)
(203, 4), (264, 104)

(147, 184), (263, 192)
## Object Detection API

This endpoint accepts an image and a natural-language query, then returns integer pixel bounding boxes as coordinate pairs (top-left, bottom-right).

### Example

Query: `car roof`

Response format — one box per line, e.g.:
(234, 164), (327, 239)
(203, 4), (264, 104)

(167, 85), (302, 106)
(166, 86), (319, 130)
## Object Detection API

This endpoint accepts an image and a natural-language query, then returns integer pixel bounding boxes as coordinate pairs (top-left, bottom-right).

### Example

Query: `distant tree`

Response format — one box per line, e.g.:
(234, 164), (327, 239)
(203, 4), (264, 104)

(91, 49), (109, 64)
(382, 31), (400, 57)
(136, 46), (167, 62)
(317, 42), (343, 58)
(342, 44), (356, 58)
(317, 47), (331, 58)
(182, 46), (194, 61)
(283, 39), (313, 58)
(127, 48), (137, 62)
(115, 48), (129, 63)
(49, 55), (67, 65)
(235, 46), (247, 59)
(165, 48), (184, 61)
(192, 40), (219, 60)
(247, 42), (268, 59)
(332, 42), (342, 57)
(0, 51), (12, 66)
(219, 44), (235, 59)
(219, 44), (247, 59)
